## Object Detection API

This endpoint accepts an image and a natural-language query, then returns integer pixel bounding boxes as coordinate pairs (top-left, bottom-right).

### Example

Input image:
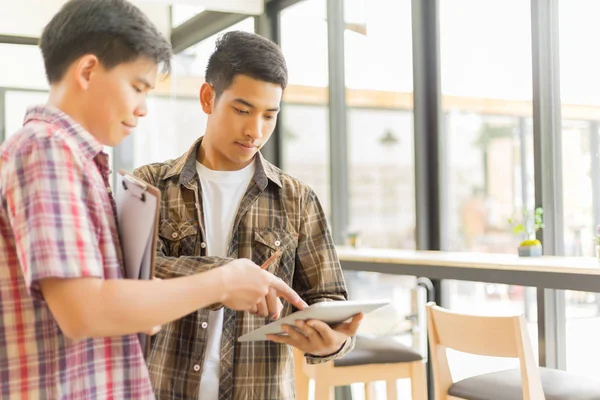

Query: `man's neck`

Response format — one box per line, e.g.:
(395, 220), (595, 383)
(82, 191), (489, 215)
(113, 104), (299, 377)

(196, 140), (254, 171)
(47, 85), (93, 137)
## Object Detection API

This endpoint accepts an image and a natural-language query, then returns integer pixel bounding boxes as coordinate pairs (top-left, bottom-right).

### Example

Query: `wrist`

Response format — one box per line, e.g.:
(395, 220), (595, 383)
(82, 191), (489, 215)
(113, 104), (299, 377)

(313, 338), (348, 357)
(191, 268), (228, 305)
(212, 267), (230, 304)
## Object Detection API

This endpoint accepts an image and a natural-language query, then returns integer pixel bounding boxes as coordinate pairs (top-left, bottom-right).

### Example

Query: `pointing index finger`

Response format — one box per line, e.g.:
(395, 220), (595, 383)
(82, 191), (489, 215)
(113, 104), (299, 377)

(271, 277), (308, 310)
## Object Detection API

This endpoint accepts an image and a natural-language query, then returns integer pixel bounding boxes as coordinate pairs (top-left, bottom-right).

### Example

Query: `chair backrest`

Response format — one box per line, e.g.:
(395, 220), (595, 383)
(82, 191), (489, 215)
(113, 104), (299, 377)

(426, 302), (544, 400)
(293, 347), (309, 399)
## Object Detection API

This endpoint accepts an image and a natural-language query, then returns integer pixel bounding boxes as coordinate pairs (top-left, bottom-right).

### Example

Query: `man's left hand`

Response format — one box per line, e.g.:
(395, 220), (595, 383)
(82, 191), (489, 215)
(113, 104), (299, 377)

(266, 313), (363, 356)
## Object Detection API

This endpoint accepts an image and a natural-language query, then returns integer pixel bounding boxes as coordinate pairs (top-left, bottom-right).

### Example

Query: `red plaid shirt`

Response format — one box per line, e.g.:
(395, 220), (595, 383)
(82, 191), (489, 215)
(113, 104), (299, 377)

(0, 106), (154, 399)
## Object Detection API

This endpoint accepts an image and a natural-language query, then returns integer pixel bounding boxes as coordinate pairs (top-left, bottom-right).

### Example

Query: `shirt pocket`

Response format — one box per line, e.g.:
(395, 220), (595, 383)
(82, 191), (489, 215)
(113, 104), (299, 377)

(158, 219), (198, 256)
(253, 227), (298, 284)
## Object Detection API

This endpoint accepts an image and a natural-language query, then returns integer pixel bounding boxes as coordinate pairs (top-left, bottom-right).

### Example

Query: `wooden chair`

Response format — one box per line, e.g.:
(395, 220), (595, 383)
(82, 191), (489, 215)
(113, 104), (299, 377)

(294, 335), (427, 400)
(426, 302), (600, 400)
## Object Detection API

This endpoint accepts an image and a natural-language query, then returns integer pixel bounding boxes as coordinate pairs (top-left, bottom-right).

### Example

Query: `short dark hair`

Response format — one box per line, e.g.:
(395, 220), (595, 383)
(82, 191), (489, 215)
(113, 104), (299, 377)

(40, 0), (172, 83)
(205, 31), (288, 97)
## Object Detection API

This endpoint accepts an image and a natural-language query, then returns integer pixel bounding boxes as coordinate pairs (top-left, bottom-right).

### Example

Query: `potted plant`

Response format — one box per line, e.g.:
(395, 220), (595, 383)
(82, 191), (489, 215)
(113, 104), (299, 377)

(508, 207), (544, 257)
(346, 231), (361, 248)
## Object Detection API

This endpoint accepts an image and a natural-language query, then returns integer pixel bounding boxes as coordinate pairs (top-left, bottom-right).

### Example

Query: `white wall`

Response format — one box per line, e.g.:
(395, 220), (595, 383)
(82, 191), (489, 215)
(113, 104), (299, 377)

(5, 91), (49, 137)
(0, 0), (171, 37)
(0, 0), (171, 90)
(0, 44), (48, 90)
(139, 0), (263, 15)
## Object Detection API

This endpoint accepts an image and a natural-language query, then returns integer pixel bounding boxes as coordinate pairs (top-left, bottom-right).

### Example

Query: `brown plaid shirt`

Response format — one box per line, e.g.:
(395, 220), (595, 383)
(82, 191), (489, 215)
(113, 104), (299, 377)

(133, 138), (354, 400)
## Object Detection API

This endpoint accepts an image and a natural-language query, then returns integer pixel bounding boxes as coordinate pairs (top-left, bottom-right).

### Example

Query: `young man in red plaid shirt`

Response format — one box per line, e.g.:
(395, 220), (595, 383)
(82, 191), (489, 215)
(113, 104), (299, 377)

(0, 1), (305, 398)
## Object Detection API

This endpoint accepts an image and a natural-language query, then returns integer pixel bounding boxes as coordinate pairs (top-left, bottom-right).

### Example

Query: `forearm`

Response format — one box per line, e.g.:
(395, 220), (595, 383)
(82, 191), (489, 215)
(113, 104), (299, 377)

(41, 270), (226, 339)
(154, 254), (234, 279)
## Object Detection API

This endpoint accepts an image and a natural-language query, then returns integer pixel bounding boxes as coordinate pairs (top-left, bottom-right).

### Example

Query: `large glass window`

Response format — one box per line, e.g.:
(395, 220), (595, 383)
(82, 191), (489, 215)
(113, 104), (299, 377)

(348, 108), (415, 249)
(279, 104), (331, 214)
(440, 0), (538, 380)
(342, 1), (417, 398)
(345, 0), (415, 250)
(558, 0), (600, 379)
(280, 0), (331, 217)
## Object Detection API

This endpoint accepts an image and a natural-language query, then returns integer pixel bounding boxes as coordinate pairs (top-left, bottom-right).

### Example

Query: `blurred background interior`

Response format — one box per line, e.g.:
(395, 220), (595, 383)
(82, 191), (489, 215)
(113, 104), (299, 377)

(2, 0), (600, 398)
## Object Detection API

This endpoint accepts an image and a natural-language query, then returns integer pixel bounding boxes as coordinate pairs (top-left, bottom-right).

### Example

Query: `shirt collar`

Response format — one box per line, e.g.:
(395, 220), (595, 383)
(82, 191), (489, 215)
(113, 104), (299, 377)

(23, 105), (105, 161)
(163, 137), (283, 189)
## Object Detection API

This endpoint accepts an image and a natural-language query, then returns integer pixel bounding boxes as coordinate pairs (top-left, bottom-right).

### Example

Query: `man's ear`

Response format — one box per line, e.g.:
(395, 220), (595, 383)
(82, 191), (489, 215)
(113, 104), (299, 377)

(73, 54), (101, 91)
(200, 82), (216, 114)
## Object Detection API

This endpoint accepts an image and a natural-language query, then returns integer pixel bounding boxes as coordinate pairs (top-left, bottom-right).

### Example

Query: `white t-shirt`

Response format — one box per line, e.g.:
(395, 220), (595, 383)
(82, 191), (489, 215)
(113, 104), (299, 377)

(196, 159), (256, 400)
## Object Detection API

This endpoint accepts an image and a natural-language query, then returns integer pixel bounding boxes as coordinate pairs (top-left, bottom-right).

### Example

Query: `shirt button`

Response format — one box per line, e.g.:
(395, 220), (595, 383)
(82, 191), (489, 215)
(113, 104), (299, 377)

(171, 232), (179, 239)
(274, 240), (281, 247)
(201, 322), (208, 329)
(200, 242), (206, 249)
(193, 365), (200, 372)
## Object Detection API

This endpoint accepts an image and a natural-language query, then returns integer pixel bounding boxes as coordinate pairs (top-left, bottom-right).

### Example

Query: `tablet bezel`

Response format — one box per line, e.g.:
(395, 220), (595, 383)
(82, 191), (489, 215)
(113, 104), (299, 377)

(237, 299), (390, 342)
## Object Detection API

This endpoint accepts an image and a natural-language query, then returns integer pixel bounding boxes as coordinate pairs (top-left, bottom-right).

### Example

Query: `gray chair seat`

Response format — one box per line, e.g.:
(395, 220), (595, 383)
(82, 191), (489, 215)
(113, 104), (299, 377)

(449, 367), (600, 400)
(334, 335), (422, 367)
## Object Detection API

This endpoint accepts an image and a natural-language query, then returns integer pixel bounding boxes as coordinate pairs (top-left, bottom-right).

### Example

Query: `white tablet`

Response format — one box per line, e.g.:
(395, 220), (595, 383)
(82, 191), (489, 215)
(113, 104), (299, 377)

(237, 299), (390, 342)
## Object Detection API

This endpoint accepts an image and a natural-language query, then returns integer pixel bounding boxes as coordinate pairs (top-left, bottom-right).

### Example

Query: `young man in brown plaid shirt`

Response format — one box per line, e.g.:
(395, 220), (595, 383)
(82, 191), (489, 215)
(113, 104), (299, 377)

(134, 31), (362, 400)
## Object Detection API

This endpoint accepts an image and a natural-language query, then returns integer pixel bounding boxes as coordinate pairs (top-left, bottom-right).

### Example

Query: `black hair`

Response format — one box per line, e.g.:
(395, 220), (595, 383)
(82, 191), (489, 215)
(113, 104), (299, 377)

(205, 31), (288, 97)
(40, 0), (172, 83)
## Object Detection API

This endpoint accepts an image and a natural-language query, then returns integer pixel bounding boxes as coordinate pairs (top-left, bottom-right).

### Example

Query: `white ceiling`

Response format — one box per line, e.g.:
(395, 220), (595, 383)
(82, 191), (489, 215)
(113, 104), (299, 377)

(138, 0), (263, 15)
(0, 0), (263, 38)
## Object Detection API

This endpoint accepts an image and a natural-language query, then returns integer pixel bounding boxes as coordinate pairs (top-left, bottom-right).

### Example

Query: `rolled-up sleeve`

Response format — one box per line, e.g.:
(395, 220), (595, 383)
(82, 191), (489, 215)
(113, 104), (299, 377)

(293, 188), (355, 363)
